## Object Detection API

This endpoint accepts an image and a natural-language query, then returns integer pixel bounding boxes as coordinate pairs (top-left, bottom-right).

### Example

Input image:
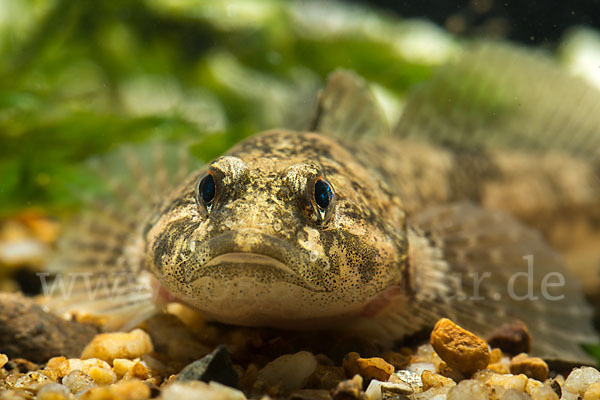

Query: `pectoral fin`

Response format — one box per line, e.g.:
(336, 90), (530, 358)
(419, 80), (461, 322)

(360, 202), (597, 364)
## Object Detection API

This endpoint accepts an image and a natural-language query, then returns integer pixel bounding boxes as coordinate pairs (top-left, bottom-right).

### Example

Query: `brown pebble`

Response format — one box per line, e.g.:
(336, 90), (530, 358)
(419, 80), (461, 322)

(489, 348), (503, 364)
(437, 361), (465, 382)
(430, 318), (490, 377)
(381, 351), (410, 370)
(308, 365), (346, 389)
(5, 358), (39, 373)
(355, 357), (394, 382)
(509, 353), (549, 381)
(332, 375), (365, 400)
(487, 362), (510, 374)
(487, 320), (531, 356)
(421, 370), (457, 390)
(342, 352), (361, 378)
(81, 329), (153, 363)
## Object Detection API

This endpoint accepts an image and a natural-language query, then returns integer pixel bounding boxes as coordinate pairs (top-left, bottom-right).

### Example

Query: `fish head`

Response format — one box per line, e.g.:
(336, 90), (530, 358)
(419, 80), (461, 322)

(144, 130), (409, 327)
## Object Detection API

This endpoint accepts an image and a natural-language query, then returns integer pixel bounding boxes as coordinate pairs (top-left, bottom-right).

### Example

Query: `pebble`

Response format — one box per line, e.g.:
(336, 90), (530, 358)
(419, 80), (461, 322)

(408, 362), (437, 377)
(332, 375), (364, 400)
(381, 351), (410, 370)
(5, 358), (39, 373)
(485, 373), (529, 393)
(356, 357), (394, 382)
(447, 379), (489, 400)
(530, 385), (559, 400)
(584, 382), (600, 400)
(308, 365), (346, 389)
(436, 361), (464, 382)
(500, 388), (530, 399)
(487, 321), (531, 356)
(564, 367), (600, 396)
(127, 361), (152, 380)
(80, 329), (153, 363)
(12, 371), (52, 392)
(489, 349), (503, 364)
(45, 357), (68, 378)
(365, 379), (413, 400)
(421, 370), (456, 391)
(343, 352), (394, 382)
(37, 382), (74, 400)
(0, 353), (8, 369)
(86, 365), (117, 385)
(78, 379), (151, 400)
(61, 370), (96, 395)
(509, 354), (549, 381)
(256, 351), (318, 391)
(391, 369), (424, 392)
(487, 362), (511, 375)
(430, 318), (490, 377)
(159, 381), (247, 400)
(112, 358), (136, 379)
(177, 345), (238, 388)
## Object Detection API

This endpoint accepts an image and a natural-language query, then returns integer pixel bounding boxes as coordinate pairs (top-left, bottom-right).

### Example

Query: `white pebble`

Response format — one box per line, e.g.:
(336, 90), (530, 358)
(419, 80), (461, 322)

(500, 388), (529, 400)
(365, 380), (412, 400)
(62, 370), (96, 394)
(366, 380), (385, 400)
(447, 380), (489, 400)
(564, 367), (600, 395)
(393, 369), (424, 391)
(408, 362), (436, 376)
(530, 385), (559, 400)
(38, 383), (74, 399)
(13, 371), (52, 392)
(160, 381), (246, 400)
(256, 351), (318, 391)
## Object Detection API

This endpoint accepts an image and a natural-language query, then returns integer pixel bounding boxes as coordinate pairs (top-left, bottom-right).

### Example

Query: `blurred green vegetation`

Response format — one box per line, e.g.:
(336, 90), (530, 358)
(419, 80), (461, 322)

(2, 0), (598, 216)
(0, 0), (453, 215)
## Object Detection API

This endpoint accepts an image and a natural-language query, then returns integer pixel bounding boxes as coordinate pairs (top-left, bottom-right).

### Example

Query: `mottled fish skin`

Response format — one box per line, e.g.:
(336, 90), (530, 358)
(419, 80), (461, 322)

(144, 130), (410, 328)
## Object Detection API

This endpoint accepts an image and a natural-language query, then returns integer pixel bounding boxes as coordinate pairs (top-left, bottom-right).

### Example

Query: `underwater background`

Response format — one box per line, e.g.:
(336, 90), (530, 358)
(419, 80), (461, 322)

(0, 0), (599, 357)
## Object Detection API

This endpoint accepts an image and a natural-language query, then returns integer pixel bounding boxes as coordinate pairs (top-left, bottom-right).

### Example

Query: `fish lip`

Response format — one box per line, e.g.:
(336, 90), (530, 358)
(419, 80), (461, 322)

(192, 230), (326, 291)
(204, 253), (296, 274)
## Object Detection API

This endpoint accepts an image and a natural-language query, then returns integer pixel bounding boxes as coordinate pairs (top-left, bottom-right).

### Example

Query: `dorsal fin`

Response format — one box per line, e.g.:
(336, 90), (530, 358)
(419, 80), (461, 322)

(394, 41), (600, 161)
(310, 70), (389, 138)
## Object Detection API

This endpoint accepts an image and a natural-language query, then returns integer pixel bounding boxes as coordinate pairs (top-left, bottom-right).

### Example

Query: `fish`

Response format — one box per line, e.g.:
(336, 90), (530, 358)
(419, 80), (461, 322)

(45, 42), (600, 363)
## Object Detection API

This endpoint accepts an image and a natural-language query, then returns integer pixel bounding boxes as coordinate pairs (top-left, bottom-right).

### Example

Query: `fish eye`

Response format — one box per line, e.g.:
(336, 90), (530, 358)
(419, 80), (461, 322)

(314, 178), (333, 209)
(311, 177), (335, 223)
(196, 172), (216, 211)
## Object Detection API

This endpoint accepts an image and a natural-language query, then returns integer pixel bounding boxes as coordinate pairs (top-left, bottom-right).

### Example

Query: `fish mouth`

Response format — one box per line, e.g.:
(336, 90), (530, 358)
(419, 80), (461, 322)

(189, 230), (327, 292)
(204, 253), (296, 273)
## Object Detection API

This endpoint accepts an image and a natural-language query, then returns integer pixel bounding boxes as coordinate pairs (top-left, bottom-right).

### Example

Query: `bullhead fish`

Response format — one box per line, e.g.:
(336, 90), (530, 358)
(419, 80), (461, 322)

(46, 43), (600, 363)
